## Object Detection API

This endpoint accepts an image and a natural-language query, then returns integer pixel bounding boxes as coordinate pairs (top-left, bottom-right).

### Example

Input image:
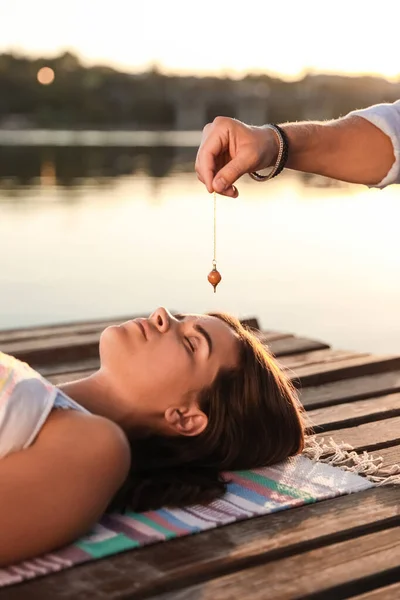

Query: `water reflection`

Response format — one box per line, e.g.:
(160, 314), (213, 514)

(40, 159), (57, 186)
(0, 145), (347, 194)
(0, 143), (399, 355)
(0, 145), (197, 190)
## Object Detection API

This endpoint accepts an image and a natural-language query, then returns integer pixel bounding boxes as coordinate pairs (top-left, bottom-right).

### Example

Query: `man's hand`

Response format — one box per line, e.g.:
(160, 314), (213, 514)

(195, 117), (279, 197)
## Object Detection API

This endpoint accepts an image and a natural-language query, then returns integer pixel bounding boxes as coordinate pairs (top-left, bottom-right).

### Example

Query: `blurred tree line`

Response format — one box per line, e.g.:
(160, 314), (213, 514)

(0, 52), (176, 128)
(0, 51), (399, 129)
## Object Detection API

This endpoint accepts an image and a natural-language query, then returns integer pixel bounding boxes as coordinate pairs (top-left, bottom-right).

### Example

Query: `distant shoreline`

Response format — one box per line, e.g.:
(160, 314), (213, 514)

(0, 130), (202, 147)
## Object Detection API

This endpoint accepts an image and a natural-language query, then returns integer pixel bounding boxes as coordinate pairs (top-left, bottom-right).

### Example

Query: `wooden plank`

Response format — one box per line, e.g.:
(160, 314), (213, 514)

(3, 333), (102, 367)
(377, 444), (400, 469)
(0, 315), (141, 344)
(47, 368), (98, 385)
(279, 349), (366, 370)
(1, 487), (399, 600)
(256, 332), (294, 342)
(317, 415), (400, 452)
(300, 370), (400, 409)
(293, 355), (400, 388)
(266, 335), (330, 356)
(352, 581), (400, 599)
(239, 318), (261, 331)
(38, 358), (99, 379)
(156, 527), (400, 600)
(307, 393), (400, 431)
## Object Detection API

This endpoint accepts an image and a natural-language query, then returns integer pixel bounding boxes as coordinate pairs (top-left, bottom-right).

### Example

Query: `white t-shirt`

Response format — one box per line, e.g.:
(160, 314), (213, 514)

(0, 351), (88, 459)
(348, 100), (400, 188)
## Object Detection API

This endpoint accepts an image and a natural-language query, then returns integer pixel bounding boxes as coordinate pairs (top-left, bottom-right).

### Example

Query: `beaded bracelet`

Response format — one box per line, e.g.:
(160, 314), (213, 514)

(249, 124), (289, 181)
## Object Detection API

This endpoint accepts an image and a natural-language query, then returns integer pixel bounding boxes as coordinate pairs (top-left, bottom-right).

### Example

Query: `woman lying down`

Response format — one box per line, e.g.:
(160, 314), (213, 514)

(0, 307), (305, 566)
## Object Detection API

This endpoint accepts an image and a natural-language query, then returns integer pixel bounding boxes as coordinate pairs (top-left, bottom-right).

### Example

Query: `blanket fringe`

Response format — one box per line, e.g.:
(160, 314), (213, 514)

(303, 436), (400, 486)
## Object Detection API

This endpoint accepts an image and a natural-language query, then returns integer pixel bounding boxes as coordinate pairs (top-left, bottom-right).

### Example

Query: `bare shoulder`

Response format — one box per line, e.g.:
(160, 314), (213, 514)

(36, 409), (132, 485)
(0, 410), (131, 566)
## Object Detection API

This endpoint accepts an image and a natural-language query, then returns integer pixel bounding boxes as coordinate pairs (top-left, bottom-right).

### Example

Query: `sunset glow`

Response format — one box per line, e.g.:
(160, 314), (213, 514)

(0, 0), (399, 81)
(37, 66), (55, 85)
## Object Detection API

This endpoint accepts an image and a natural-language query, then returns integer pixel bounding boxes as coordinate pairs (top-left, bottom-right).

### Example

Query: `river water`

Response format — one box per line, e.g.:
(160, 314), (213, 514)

(1, 142), (399, 353)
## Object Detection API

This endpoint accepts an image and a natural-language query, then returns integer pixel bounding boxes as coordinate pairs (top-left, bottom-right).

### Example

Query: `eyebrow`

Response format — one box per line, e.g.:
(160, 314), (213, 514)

(194, 323), (213, 358)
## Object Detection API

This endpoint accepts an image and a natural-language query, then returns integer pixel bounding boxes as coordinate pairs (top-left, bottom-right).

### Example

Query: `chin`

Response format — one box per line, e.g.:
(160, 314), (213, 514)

(99, 324), (125, 363)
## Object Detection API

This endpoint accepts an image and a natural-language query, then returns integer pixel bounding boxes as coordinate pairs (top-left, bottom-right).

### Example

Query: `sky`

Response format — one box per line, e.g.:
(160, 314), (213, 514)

(0, 0), (399, 81)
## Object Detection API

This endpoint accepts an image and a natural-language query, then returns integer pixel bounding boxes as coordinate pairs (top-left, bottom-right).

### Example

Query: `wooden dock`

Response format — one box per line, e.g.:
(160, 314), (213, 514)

(1, 316), (400, 599)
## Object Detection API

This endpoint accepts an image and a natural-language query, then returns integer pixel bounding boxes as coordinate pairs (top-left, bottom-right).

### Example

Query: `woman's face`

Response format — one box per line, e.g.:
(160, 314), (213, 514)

(99, 308), (240, 436)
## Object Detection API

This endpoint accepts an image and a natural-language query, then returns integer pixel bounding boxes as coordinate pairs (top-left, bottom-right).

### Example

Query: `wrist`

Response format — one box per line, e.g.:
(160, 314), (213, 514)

(249, 124), (289, 182)
(255, 125), (280, 170)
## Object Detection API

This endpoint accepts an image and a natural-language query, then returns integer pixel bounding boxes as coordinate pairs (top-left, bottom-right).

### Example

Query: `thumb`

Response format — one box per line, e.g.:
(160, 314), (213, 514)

(212, 157), (249, 193)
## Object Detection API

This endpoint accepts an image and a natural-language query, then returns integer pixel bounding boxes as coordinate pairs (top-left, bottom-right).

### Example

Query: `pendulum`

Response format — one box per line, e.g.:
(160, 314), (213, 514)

(208, 262), (222, 293)
(207, 192), (222, 292)
(207, 191), (222, 293)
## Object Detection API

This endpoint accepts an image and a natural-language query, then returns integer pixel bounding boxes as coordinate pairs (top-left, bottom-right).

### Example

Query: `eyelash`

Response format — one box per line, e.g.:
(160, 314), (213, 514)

(185, 336), (196, 353)
(177, 316), (197, 354)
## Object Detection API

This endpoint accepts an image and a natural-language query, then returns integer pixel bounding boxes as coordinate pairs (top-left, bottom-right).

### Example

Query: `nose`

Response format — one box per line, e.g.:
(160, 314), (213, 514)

(149, 307), (171, 334)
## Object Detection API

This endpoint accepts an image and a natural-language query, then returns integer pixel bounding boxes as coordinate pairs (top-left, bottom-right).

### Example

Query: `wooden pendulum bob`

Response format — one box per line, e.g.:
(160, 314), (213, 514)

(208, 261), (222, 293)
(207, 191), (222, 293)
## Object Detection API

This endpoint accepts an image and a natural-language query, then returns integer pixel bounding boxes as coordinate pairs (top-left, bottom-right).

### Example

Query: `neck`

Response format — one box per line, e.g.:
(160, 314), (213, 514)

(58, 371), (151, 437)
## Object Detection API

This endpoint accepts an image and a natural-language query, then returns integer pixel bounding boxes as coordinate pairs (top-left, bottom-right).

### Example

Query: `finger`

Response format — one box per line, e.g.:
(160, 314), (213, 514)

(212, 157), (248, 193)
(231, 185), (239, 198)
(195, 163), (214, 193)
(196, 132), (226, 193)
(217, 185), (239, 199)
(195, 124), (213, 182)
(195, 151), (215, 193)
(196, 152), (217, 193)
(204, 168), (216, 194)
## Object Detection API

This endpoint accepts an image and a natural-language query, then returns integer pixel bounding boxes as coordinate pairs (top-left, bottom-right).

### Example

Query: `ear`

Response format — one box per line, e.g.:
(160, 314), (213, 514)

(164, 405), (208, 437)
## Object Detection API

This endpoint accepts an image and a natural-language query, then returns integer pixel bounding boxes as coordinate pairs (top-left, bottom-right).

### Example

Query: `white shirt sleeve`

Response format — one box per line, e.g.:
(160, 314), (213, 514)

(347, 100), (400, 188)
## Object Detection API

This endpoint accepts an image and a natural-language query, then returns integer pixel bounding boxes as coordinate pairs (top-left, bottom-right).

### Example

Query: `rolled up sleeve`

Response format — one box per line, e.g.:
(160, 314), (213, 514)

(348, 100), (400, 188)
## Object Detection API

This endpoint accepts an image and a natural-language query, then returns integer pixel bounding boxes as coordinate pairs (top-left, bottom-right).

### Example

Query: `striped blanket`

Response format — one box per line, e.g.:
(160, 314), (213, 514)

(0, 453), (374, 588)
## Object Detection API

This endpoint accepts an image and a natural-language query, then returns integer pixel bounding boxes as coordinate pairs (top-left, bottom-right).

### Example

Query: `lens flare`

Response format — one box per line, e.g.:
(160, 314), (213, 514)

(37, 67), (55, 85)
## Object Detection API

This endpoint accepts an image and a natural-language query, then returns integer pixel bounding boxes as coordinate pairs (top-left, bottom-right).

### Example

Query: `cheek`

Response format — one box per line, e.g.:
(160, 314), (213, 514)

(100, 332), (194, 397)
(145, 344), (183, 378)
(141, 344), (194, 394)
(99, 326), (132, 369)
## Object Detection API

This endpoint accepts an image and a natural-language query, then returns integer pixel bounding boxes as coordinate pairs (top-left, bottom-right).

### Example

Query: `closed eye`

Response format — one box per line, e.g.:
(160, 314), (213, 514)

(176, 315), (195, 353)
(185, 336), (196, 353)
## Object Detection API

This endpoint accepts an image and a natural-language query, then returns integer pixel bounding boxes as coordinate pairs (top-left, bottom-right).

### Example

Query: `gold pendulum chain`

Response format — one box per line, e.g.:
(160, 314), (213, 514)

(207, 191), (222, 293)
(213, 190), (217, 268)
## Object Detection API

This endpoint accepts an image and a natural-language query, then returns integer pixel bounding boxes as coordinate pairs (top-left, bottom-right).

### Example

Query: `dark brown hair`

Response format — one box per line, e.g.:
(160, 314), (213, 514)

(111, 313), (305, 512)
